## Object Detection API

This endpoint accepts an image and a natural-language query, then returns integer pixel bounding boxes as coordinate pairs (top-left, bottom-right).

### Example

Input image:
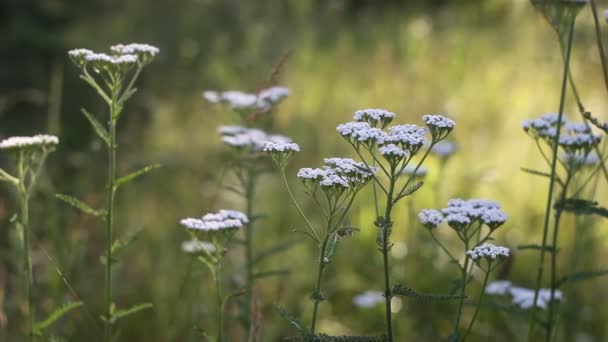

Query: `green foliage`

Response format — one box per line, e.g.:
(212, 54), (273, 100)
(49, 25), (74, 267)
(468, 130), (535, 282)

(557, 269), (608, 287)
(100, 225), (145, 265)
(275, 305), (312, 338)
(391, 284), (465, 301)
(33, 301), (83, 336)
(81, 108), (110, 146)
(251, 269), (291, 280)
(518, 244), (559, 253)
(520, 167), (552, 179)
(293, 226), (321, 243)
(56, 193), (106, 217)
(287, 334), (387, 342)
(102, 303), (153, 324)
(394, 181), (424, 202)
(114, 164), (161, 191)
(554, 198), (608, 218)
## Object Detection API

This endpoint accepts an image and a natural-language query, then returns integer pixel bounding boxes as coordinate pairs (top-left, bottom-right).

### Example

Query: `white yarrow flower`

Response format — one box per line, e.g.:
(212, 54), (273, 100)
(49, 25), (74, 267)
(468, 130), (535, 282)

(418, 209), (443, 229)
(180, 209), (248, 232)
(353, 291), (385, 308)
(0, 134), (59, 150)
(181, 240), (216, 254)
(466, 243), (510, 261)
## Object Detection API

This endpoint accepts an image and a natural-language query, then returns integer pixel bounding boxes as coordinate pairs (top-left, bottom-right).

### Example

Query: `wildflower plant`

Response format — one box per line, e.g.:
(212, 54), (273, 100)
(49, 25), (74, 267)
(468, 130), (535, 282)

(205, 82), (296, 339)
(418, 199), (510, 341)
(266, 142), (374, 339)
(180, 209), (249, 341)
(336, 109), (455, 341)
(0, 135), (83, 340)
(65, 43), (159, 341)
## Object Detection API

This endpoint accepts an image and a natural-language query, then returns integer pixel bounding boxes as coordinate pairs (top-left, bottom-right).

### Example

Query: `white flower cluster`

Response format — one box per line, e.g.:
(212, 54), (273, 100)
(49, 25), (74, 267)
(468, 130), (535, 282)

(203, 86), (290, 111)
(561, 151), (598, 167)
(263, 141), (300, 153)
(379, 144), (408, 158)
(180, 209), (248, 232)
(485, 280), (563, 310)
(423, 114), (456, 141)
(181, 239), (216, 254)
(110, 43), (160, 57)
(0, 134), (59, 150)
(218, 125), (293, 152)
(352, 290), (385, 308)
(336, 117), (429, 162)
(430, 140), (458, 158)
(418, 209), (444, 229)
(437, 198), (508, 231)
(68, 48), (139, 67)
(523, 114), (602, 154)
(353, 108), (396, 127)
(401, 165), (428, 177)
(297, 158), (376, 190)
(466, 243), (510, 261)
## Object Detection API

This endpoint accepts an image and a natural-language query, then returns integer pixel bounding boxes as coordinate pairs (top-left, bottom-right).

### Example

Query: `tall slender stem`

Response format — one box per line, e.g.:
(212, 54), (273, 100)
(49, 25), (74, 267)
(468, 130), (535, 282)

(527, 19), (575, 341)
(453, 242), (470, 338)
(244, 168), (256, 337)
(216, 266), (224, 342)
(462, 270), (490, 341)
(104, 119), (117, 342)
(380, 169), (396, 342)
(18, 157), (35, 342)
(546, 173), (572, 341)
(310, 237), (329, 334)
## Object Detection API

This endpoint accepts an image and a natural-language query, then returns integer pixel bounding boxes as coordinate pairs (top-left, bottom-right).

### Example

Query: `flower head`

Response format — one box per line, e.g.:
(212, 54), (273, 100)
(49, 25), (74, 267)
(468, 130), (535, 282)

(0, 134), (59, 151)
(401, 165), (428, 177)
(418, 209), (443, 229)
(466, 243), (510, 262)
(485, 280), (512, 296)
(264, 141), (300, 168)
(110, 43), (160, 64)
(431, 140), (458, 159)
(423, 114), (455, 141)
(180, 209), (248, 232)
(353, 108), (396, 128)
(352, 291), (385, 308)
(481, 209), (509, 230)
(203, 86), (290, 112)
(181, 239), (216, 254)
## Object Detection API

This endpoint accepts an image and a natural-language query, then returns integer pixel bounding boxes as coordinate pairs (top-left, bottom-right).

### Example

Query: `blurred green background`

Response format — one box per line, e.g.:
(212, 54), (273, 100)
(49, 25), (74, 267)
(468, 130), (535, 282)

(2, 0), (608, 340)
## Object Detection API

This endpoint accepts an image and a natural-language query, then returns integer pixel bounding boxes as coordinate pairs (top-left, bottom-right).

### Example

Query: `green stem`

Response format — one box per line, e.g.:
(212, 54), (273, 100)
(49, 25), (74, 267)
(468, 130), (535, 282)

(216, 266), (224, 342)
(546, 173), (572, 341)
(18, 150), (34, 341)
(279, 169), (320, 243)
(453, 243), (470, 338)
(527, 19), (575, 342)
(310, 237), (329, 334)
(462, 270), (490, 341)
(104, 119), (117, 342)
(244, 168), (256, 337)
(380, 168), (396, 342)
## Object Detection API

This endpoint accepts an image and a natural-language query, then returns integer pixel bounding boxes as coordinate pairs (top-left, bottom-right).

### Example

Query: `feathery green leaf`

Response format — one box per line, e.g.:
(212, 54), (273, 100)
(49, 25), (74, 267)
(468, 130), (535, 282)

(81, 108), (110, 146)
(33, 301), (83, 335)
(56, 194), (106, 217)
(114, 164), (161, 190)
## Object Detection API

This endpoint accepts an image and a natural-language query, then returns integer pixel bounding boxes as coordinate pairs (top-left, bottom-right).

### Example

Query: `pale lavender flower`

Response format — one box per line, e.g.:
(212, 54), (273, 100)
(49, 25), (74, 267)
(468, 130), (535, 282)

(466, 243), (510, 261)
(418, 209), (443, 229)
(353, 291), (385, 308)
(485, 280), (512, 296)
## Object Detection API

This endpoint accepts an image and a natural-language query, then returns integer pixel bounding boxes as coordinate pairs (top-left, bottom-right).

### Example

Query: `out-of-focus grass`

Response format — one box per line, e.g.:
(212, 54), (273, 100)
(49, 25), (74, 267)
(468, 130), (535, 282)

(3, 1), (608, 340)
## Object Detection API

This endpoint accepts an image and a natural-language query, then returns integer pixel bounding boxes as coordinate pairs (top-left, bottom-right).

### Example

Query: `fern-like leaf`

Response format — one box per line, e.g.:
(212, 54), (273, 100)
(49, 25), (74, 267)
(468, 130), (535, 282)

(391, 284), (465, 301)
(114, 164), (161, 190)
(275, 305), (311, 337)
(101, 225), (145, 265)
(56, 194), (106, 217)
(292, 226), (320, 243)
(394, 181), (424, 202)
(81, 108), (110, 146)
(557, 269), (608, 287)
(33, 301), (83, 335)
(554, 198), (608, 218)
(103, 303), (153, 324)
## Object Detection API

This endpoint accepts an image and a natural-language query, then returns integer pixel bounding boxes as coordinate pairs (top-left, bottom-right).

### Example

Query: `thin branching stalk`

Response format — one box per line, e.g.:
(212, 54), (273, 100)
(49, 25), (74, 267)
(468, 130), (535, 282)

(243, 167), (257, 338)
(546, 170), (573, 341)
(104, 118), (117, 342)
(527, 18), (575, 341)
(462, 270), (491, 341)
(453, 240), (471, 338)
(17, 150), (35, 342)
(310, 236), (330, 334)
(215, 265), (225, 342)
